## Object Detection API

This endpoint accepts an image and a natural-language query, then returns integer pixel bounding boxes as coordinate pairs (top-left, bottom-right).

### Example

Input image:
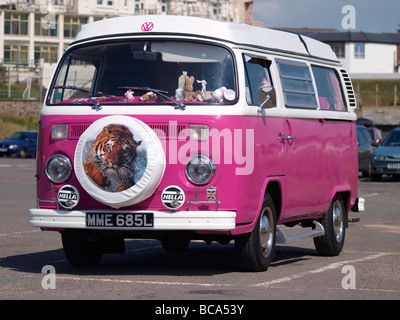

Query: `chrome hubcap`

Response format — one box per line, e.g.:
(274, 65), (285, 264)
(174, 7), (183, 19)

(332, 200), (344, 243)
(259, 208), (274, 258)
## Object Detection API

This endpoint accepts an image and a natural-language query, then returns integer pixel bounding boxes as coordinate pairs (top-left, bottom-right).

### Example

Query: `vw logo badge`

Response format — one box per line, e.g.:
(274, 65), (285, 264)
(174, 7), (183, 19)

(141, 22), (154, 32)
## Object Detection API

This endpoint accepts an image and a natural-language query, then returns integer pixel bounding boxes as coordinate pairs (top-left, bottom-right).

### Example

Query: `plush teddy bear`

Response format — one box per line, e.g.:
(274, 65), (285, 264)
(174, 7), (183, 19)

(175, 88), (183, 101)
(211, 87), (227, 103)
(203, 91), (213, 101)
(140, 91), (156, 101)
(182, 75), (209, 102)
(124, 89), (134, 100)
(183, 76), (196, 102)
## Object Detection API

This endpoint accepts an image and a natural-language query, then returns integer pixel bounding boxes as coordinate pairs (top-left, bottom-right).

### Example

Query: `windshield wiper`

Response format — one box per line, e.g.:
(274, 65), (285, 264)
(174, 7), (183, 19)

(54, 85), (102, 110)
(118, 86), (186, 111)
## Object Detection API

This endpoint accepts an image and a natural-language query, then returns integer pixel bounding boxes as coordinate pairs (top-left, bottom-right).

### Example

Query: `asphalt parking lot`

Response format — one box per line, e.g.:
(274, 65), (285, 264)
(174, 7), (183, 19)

(0, 157), (399, 303)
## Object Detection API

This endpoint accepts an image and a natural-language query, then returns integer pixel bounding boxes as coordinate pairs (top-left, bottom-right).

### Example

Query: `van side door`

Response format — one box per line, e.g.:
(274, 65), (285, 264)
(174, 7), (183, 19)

(276, 59), (326, 218)
(243, 54), (286, 201)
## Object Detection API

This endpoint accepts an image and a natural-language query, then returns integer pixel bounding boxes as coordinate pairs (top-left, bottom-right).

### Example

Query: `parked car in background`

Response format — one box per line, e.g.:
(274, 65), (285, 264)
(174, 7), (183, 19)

(370, 127), (400, 181)
(0, 131), (38, 158)
(368, 126), (383, 143)
(356, 117), (383, 143)
(357, 125), (377, 177)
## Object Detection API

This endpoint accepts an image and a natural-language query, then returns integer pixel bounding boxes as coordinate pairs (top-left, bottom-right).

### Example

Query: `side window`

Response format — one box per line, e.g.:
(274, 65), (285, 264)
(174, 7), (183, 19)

(312, 66), (347, 111)
(50, 56), (98, 104)
(356, 127), (364, 144)
(243, 55), (272, 105)
(276, 59), (318, 109)
(357, 127), (370, 145)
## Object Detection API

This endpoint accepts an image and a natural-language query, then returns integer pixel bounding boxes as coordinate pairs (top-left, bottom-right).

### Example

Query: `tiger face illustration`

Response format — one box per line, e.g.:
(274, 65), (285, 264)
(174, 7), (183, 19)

(83, 124), (143, 192)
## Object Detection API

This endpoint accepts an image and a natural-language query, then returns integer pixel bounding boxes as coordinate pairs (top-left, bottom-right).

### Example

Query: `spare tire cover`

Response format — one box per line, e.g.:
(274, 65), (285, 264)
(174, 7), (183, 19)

(74, 115), (165, 208)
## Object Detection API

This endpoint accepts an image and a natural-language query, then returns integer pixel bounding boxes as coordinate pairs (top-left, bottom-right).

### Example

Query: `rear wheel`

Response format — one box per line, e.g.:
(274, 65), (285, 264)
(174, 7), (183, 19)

(235, 194), (276, 272)
(314, 194), (346, 256)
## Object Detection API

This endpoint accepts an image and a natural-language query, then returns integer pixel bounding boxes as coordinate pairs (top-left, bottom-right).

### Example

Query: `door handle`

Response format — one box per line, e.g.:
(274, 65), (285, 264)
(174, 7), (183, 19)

(278, 136), (296, 140)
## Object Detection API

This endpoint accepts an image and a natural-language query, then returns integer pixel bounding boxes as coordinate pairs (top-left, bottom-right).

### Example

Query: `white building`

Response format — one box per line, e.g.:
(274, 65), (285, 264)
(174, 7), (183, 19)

(294, 30), (400, 79)
(0, 0), (262, 69)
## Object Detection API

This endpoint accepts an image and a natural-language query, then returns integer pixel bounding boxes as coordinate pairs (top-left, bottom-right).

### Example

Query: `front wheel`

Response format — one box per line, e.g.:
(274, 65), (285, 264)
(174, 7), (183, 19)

(61, 231), (103, 267)
(314, 194), (346, 256)
(160, 237), (191, 252)
(235, 194), (276, 272)
(18, 148), (27, 158)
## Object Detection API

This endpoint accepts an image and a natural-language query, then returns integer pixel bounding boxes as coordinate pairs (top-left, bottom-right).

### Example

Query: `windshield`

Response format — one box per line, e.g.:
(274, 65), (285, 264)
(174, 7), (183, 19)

(49, 41), (236, 107)
(381, 129), (400, 146)
(8, 132), (32, 141)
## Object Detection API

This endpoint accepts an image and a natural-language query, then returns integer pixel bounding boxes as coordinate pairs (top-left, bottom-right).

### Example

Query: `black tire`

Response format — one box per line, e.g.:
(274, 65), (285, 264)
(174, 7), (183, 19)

(235, 194), (276, 272)
(61, 231), (103, 267)
(371, 173), (382, 182)
(18, 148), (27, 158)
(314, 194), (346, 256)
(161, 238), (191, 252)
(362, 162), (371, 177)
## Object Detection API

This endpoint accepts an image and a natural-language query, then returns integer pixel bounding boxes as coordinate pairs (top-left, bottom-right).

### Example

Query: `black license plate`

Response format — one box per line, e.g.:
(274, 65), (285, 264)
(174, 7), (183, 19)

(86, 213), (153, 227)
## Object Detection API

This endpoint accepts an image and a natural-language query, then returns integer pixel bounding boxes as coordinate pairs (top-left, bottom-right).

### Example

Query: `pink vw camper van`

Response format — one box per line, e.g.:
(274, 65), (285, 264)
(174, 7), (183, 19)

(29, 15), (363, 272)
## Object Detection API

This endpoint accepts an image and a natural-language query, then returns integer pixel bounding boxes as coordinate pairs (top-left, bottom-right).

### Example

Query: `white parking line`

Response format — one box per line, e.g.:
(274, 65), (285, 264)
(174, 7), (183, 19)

(0, 230), (41, 237)
(361, 193), (379, 198)
(252, 252), (389, 287)
(56, 276), (233, 288)
(126, 245), (163, 253)
(51, 252), (392, 290)
(0, 164), (33, 168)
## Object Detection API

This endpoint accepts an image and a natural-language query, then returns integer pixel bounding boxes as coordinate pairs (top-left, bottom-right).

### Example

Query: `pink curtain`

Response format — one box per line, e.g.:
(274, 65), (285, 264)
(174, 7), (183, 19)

(327, 71), (345, 111)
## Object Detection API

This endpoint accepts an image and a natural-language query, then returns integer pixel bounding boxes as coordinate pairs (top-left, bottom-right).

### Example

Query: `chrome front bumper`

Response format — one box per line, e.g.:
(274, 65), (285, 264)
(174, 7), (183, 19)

(29, 208), (236, 231)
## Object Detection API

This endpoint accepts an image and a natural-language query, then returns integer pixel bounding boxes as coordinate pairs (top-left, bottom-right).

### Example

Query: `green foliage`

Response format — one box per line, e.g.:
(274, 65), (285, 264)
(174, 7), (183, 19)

(0, 112), (39, 140)
(352, 79), (400, 106)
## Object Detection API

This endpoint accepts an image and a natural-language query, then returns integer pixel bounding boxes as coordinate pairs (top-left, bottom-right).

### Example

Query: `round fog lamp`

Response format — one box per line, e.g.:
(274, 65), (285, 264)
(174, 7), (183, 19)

(45, 154), (72, 183)
(185, 155), (216, 185)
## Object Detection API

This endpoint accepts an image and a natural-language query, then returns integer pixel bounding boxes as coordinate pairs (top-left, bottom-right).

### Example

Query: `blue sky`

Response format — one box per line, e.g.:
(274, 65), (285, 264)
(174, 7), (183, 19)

(252, 0), (400, 33)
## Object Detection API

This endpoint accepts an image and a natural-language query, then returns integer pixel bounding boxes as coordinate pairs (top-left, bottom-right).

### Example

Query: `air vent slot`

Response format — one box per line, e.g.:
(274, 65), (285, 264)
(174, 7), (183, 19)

(340, 69), (357, 109)
(149, 123), (187, 140)
(69, 124), (89, 139)
(68, 122), (187, 140)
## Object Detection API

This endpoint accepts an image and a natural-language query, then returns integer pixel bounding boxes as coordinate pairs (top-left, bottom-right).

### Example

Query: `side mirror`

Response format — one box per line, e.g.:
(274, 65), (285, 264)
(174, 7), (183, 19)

(259, 86), (276, 109)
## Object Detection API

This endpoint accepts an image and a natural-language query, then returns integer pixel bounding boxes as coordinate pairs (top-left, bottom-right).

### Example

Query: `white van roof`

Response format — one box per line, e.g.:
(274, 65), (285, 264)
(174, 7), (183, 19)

(74, 15), (339, 63)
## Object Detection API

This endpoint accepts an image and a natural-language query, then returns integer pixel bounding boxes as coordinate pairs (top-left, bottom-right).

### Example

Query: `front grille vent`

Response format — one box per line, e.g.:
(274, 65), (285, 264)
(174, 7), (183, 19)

(68, 122), (187, 140)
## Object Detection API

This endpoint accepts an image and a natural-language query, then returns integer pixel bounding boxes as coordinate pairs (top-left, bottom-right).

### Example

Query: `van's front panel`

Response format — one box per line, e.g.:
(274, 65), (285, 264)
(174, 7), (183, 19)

(32, 112), (286, 233)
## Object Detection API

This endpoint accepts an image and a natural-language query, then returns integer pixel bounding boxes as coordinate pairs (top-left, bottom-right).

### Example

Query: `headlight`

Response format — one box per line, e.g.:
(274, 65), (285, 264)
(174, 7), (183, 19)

(185, 155), (216, 185)
(372, 155), (386, 161)
(45, 154), (72, 183)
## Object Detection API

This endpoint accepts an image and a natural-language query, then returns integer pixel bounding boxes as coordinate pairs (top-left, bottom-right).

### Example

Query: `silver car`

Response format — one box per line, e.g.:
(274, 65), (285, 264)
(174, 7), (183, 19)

(370, 127), (400, 181)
